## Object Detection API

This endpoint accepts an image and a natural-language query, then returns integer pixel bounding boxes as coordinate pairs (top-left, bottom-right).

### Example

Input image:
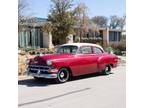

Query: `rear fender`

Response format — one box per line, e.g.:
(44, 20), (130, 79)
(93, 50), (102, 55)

(97, 57), (106, 71)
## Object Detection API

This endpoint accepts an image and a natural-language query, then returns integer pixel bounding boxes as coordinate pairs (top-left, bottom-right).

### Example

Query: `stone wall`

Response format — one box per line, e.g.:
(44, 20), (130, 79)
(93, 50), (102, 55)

(18, 54), (35, 75)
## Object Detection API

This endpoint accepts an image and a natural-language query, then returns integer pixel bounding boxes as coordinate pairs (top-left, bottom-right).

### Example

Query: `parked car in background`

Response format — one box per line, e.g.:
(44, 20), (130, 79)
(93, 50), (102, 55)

(26, 43), (119, 83)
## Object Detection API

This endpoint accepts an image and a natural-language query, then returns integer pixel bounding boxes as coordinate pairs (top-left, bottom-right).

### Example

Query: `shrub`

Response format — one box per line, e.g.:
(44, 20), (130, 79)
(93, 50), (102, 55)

(107, 44), (126, 55)
(111, 44), (126, 51)
(75, 36), (80, 43)
(113, 49), (122, 55)
(104, 46), (113, 54)
(25, 48), (34, 52)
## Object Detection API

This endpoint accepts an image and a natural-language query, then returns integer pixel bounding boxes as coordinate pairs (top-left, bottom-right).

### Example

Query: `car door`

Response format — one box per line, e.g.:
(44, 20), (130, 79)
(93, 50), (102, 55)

(76, 46), (98, 75)
(92, 46), (104, 72)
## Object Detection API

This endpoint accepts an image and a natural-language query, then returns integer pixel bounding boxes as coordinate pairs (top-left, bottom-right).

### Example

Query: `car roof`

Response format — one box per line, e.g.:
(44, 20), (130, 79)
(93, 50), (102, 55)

(61, 43), (103, 50)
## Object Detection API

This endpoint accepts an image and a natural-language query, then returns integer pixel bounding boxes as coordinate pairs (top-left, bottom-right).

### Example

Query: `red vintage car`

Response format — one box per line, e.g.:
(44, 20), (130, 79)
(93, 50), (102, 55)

(27, 43), (119, 83)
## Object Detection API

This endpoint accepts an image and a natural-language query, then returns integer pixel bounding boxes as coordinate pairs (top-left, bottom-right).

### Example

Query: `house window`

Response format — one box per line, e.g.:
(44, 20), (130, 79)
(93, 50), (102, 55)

(117, 32), (121, 41)
(99, 30), (103, 38)
(28, 31), (32, 46)
(109, 31), (115, 41)
(40, 29), (43, 47)
(109, 31), (121, 42)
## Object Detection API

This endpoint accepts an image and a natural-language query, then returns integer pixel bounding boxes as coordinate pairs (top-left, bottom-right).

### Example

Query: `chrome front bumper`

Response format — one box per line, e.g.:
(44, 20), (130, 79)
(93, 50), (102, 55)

(27, 72), (57, 78)
(27, 65), (58, 79)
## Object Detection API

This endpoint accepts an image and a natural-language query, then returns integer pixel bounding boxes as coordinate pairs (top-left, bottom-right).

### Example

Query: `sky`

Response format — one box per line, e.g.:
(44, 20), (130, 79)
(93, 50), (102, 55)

(27, 0), (126, 19)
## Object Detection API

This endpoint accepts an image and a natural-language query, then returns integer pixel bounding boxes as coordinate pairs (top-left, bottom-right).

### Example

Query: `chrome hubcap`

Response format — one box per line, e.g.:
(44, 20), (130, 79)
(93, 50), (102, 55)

(105, 67), (109, 72)
(60, 72), (65, 78)
(58, 69), (69, 83)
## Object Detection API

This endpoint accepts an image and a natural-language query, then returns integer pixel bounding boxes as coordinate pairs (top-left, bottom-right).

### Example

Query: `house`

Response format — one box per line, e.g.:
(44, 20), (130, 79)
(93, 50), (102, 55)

(78, 27), (125, 47)
(18, 17), (125, 49)
(99, 28), (125, 47)
(18, 17), (53, 49)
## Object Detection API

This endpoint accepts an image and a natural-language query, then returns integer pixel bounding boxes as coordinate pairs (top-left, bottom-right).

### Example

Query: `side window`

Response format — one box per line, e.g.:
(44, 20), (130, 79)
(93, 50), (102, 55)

(93, 47), (103, 54)
(80, 46), (92, 54)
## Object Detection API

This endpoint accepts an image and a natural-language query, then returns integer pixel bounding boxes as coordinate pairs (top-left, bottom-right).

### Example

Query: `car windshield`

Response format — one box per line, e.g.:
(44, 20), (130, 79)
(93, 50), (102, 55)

(56, 45), (78, 54)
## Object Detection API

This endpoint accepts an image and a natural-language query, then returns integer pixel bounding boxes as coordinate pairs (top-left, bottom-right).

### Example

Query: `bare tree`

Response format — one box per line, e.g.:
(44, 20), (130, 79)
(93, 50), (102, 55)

(119, 15), (126, 30)
(18, 0), (28, 23)
(109, 15), (126, 29)
(18, 0), (36, 33)
(109, 15), (119, 29)
(18, 0), (29, 32)
(74, 3), (89, 42)
(91, 16), (108, 28)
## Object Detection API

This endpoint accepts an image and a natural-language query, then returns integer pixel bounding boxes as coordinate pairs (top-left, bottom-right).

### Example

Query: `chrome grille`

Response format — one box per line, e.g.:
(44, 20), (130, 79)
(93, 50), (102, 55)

(28, 65), (51, 74)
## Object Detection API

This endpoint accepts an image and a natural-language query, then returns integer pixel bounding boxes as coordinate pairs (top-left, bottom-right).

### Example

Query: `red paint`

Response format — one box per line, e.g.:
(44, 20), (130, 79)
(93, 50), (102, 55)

(28, 43), (118, 77)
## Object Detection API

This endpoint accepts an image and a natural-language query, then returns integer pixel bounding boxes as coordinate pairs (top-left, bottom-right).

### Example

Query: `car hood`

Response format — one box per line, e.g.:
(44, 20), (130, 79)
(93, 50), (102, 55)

(29, 54), (74, 65)
(35, 53), (74, 61)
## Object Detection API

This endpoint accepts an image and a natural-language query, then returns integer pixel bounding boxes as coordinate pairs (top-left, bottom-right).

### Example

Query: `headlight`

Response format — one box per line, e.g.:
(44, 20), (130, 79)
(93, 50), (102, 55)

(46, 59), (52, 65)
(25, 59), (30, 65)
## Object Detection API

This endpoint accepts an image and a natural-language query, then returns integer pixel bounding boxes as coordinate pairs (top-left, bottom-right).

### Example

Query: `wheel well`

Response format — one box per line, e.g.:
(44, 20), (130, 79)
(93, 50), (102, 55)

(60, 67), (73, 77)
(109, 64), (113, 67)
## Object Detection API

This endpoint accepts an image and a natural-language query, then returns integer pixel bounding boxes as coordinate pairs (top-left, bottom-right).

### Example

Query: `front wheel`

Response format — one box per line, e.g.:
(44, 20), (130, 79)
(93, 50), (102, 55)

(55, 68), (70, 83)
(102, 65), (111, 75)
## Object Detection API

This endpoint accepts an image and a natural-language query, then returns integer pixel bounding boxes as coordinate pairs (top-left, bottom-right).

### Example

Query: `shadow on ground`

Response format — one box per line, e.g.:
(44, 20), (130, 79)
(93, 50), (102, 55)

(71, 72), (113, 82)
(18, 72), (113, 87)
(18, 78), (57, 87)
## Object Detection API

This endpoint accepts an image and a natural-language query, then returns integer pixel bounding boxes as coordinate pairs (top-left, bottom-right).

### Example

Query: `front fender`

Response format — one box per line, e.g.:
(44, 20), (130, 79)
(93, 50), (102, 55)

(52, 59), (70, 70)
